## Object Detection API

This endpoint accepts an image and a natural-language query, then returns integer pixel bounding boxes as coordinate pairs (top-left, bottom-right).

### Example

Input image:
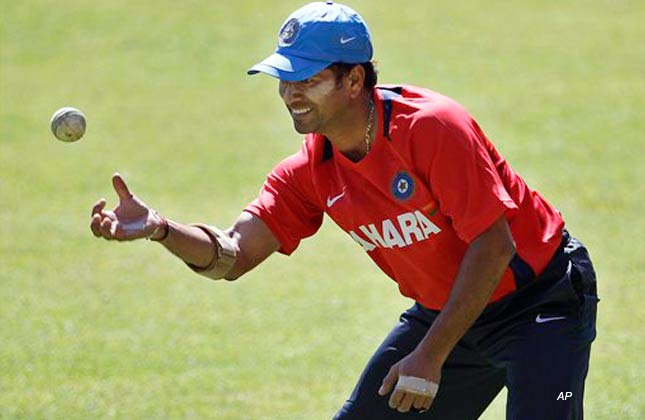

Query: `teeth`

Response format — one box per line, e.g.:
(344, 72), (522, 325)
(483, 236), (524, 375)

(291, 108), (312, 115)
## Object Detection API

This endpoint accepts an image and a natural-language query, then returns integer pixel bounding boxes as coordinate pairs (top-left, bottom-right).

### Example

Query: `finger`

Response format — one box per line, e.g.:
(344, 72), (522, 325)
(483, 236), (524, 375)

(99, 218), (114, 240)
(90, 214), (103, 237)
(422, 396), (433, 411)
(388, 388), (405, 409)
(396, 393), (415, 413)
(91, 198), (106, 217)
(412, 394), (426, 410)
(112, 173), (133, 201)
(378, 366), (398, 396)
(112, 222), (126, 241)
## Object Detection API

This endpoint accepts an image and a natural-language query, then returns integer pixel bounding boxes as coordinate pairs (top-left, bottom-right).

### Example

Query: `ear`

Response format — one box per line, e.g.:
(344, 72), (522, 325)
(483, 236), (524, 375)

(347, 65), (366, 99)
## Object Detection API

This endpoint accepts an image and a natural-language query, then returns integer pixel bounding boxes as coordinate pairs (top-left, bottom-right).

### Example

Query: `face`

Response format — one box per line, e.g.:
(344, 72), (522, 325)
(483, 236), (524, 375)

(278, 69), (349, 135)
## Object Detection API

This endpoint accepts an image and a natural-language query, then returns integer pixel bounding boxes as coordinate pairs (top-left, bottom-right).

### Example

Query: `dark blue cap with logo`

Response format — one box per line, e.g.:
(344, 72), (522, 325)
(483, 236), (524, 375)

(247, 1), (373, 81)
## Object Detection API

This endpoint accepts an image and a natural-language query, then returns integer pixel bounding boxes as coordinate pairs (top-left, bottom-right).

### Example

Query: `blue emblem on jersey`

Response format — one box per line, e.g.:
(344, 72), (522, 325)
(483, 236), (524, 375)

(391, 172), (415, 200)
(278, 18), (300, 47)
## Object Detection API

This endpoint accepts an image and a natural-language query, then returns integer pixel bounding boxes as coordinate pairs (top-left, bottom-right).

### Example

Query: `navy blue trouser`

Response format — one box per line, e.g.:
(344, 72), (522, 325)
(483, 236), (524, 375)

(334, 232), (598, 420)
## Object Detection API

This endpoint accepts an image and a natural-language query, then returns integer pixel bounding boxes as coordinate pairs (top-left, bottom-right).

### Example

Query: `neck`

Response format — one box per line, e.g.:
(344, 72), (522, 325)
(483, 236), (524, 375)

(325, 92), (376, 162)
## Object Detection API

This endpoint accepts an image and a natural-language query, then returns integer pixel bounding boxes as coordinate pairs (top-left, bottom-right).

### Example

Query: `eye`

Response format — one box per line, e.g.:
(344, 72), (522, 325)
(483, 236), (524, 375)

(302, 76), (319, 86)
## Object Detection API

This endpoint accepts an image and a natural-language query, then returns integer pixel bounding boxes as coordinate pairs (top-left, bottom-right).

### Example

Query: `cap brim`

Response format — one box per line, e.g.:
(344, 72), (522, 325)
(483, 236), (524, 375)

(247, 52), (331, 82)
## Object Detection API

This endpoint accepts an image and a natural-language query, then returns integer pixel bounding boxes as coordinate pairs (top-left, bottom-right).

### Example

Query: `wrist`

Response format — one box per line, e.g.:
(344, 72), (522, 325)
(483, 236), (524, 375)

(417, 333), (451, 368)
(149, 213), (169, 241)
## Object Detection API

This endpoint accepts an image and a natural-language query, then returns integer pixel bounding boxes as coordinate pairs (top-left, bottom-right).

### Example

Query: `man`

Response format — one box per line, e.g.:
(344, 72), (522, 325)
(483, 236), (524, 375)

(90, 2), (598, 418)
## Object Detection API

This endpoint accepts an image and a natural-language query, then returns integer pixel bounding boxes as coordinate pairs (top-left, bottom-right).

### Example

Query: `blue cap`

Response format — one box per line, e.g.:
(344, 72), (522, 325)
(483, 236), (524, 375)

(247, 1), (373, 81)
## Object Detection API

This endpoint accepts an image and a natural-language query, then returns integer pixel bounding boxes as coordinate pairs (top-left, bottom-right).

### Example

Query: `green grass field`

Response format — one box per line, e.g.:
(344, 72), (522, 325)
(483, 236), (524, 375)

(1, 0), (643, 418)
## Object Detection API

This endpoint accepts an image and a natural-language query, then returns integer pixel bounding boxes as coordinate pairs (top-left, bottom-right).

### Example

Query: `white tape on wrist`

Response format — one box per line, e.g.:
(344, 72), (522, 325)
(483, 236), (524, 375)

(185, 224), (237, 280)
(395, 376), (439, 398)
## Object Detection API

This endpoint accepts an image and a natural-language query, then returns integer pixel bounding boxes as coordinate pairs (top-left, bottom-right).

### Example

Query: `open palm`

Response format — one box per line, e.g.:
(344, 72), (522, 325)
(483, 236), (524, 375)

(90, 173), (162, 241)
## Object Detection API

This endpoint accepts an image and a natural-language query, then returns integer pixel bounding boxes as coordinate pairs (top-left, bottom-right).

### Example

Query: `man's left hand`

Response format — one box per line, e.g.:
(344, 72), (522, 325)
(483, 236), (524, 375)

(378, 347), (442, 413)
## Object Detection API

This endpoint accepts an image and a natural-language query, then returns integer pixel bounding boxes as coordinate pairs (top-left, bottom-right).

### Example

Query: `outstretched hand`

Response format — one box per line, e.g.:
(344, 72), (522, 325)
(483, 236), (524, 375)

(90, 173), (163, 241)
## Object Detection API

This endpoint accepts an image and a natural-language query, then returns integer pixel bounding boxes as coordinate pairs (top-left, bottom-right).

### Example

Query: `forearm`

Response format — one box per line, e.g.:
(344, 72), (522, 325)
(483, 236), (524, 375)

(155, 219), (218, 269)
(417, 217), (515, 367)
(153, 212), (279, 280)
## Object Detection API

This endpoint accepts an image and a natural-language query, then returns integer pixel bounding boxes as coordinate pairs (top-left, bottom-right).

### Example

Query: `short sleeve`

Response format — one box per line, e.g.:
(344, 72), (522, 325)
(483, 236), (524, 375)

(244, 150), (324, 255)
(412, 104), (518, 243)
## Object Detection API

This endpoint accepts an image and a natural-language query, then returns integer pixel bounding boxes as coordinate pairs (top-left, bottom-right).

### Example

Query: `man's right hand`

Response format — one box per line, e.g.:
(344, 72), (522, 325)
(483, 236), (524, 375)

(90, 173), (165, 241)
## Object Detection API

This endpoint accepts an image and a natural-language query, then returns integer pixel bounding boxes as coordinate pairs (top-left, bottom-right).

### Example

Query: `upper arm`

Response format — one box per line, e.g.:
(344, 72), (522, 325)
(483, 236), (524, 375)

(224, 145), (323, 279)
(244, 149), (324, 255)
(224, 211), (281, 280)
(470, 214), (516, 258)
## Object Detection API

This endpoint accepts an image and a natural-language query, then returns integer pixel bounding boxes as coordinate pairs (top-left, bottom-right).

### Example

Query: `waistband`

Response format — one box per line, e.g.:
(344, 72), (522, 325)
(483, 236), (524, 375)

(479, 229), (578, 319)
(413, 229), (591, 326)
(509, 229), (570, 289)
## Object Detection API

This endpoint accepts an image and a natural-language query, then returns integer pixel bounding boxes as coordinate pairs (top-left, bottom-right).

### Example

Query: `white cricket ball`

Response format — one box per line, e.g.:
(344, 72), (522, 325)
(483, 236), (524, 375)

(50, 107), (86, 142)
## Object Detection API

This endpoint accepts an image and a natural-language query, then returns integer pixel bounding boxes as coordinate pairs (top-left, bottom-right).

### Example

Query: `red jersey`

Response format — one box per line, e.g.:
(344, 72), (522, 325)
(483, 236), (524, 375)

(245, 85), (564, 310)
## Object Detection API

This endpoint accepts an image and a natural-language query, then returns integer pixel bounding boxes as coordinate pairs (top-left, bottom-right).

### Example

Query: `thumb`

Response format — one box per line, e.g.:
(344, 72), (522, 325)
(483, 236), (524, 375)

(378, 365), (399, 396)
(112, 173), (133, 201)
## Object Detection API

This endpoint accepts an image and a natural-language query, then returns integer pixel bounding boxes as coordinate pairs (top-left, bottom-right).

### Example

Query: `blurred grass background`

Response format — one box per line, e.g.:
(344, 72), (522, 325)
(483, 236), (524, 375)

(1, 0), (643, 418)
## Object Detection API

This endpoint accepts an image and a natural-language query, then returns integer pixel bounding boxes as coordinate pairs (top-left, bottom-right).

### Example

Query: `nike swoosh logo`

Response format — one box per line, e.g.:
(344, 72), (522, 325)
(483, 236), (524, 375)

(535, 314), (567, 323)
(340, 36), (356, 45)
(327, 190), (346, 208)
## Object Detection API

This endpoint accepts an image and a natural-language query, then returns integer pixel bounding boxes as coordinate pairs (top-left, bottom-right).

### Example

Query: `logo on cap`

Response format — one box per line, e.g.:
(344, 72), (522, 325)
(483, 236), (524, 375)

(278, 18), (300, 47)
(340, 36), (356, 45)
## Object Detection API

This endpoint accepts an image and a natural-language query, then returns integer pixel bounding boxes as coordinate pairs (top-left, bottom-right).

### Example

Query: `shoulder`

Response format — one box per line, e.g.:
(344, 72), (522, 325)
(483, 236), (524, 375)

(264, 134), (326, 207)
(270, 134), (319, 179)
(377, 84), (475, 139)
(377, 85), (480, 155)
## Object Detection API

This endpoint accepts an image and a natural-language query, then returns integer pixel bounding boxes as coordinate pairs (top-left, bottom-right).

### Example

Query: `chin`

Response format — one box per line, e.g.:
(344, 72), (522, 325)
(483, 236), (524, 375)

(293, 122), (315, 135)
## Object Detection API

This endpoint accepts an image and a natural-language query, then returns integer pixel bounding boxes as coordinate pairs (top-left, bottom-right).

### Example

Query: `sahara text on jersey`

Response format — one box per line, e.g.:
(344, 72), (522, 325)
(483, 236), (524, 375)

(348, 210), (442, 252)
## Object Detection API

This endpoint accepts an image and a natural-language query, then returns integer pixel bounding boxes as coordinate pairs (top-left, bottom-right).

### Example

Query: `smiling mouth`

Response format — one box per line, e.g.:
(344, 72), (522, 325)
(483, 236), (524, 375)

(290, 107), (313, 117)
